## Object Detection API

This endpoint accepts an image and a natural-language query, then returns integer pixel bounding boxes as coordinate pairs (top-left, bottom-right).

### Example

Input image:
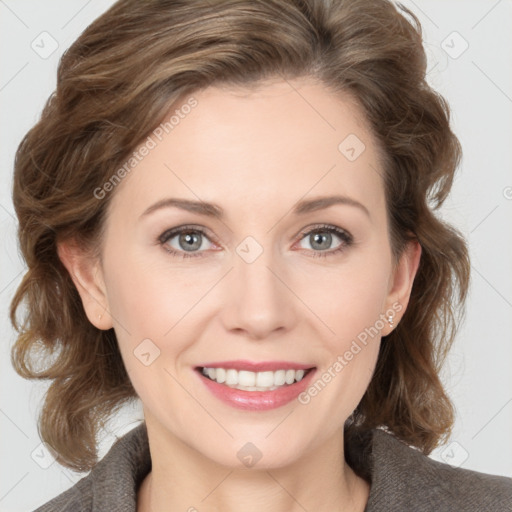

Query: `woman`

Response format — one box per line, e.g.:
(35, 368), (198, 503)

(10, 0), (511, 510)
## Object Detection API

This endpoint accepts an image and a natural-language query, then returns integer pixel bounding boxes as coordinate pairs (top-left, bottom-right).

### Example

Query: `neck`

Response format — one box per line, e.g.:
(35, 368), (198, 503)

(137, 421), (370, 512)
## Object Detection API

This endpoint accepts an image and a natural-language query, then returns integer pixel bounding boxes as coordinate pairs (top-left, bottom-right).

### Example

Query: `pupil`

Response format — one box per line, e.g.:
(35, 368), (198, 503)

(311, 232), (331, 250)
(180, 232), (201, 251)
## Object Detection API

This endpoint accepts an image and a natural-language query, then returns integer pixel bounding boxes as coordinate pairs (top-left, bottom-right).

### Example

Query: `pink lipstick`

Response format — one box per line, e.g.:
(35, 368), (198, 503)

(195, 360), (316, 411)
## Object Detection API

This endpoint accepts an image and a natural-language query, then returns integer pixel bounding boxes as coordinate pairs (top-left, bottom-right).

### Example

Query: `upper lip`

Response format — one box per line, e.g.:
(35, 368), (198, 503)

(197, 360), (315, 372)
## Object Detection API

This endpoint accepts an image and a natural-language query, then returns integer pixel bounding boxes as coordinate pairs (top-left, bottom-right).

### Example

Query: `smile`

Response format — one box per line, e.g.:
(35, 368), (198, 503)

(195, 362), (317, 410)
(200, 367), (311, 391)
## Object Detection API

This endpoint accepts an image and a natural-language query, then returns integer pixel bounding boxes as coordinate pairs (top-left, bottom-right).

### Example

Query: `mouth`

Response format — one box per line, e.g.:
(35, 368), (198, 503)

(196, 366), (315, 392)
(194, 361), (317, 410)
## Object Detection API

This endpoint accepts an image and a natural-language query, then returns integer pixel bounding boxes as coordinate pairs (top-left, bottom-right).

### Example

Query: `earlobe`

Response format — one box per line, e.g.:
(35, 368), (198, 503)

(57, 240), (112, 330)
(383, 240), (422, 335)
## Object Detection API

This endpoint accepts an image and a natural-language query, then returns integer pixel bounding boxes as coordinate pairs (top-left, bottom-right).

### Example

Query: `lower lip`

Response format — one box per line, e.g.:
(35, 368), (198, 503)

(196, 368), (317, 411)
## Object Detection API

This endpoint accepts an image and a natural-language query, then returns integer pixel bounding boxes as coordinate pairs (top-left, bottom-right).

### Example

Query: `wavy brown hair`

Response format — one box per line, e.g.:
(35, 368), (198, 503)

(10, 0), (469, 472)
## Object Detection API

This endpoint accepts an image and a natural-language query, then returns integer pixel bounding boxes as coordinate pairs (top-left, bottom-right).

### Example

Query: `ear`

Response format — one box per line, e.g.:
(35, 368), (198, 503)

(382, 239), (422, 336)
(57, 240), (113, 330)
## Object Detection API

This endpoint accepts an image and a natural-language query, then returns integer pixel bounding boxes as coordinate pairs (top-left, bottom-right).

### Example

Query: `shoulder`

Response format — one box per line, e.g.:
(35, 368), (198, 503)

(32, 422), (151, 512)
(32, 477), (91, 512)
(365, 428), (512, 512)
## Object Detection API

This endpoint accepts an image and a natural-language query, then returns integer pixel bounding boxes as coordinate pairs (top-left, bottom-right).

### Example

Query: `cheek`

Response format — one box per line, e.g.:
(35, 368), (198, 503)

(300, 253), (391, 342)
(102, 244), (208, 334)
(294, 258), (389, 425)
(101, 245), (221, 382)
(294, 246), (390, 404)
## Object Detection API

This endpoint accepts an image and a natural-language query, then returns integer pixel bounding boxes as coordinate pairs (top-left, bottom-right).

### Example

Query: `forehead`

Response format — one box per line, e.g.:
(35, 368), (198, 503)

(107, 78), (386, 222)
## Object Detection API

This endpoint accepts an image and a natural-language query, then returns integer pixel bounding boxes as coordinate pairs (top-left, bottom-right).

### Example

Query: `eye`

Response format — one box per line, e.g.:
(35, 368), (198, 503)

(158, 225), (215, 259)
(295, 224), (353, 258)
(158, 223), (354, 260)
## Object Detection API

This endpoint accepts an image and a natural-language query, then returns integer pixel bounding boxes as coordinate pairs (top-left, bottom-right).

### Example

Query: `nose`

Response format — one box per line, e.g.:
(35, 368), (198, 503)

(219, 243), (298, 340)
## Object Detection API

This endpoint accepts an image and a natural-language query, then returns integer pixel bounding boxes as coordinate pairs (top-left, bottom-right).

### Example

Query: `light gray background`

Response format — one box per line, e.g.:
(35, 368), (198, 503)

(1, 1), (511, 510)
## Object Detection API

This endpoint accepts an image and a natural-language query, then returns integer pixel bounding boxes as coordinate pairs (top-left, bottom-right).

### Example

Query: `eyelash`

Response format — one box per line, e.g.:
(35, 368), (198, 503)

(157, 224), (354, 260)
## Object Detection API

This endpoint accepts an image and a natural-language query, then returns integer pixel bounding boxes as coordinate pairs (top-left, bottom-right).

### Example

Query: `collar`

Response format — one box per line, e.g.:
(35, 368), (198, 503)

(56, 421), (510, 511)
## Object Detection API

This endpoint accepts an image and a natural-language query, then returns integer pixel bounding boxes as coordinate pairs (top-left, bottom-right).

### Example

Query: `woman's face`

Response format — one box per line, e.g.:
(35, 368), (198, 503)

(67, 78), (419, 468)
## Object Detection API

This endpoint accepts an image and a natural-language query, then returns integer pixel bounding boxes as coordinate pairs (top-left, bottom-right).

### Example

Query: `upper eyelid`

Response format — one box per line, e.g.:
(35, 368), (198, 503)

(296, 223), (351, 238)
(159, 224), (217, 242)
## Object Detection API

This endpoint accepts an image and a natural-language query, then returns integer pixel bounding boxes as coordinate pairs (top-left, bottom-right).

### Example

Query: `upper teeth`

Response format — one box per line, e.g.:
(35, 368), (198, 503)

(202, 367), (307, 391)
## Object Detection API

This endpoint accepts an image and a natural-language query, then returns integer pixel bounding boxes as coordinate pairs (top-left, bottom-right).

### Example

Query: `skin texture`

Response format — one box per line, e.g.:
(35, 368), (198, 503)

(58, 78), (421, 512)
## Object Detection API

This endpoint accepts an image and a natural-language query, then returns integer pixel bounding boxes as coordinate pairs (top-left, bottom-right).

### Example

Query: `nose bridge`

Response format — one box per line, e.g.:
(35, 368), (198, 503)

(221, 234), (295, 338)
(236, 239), (276, 295)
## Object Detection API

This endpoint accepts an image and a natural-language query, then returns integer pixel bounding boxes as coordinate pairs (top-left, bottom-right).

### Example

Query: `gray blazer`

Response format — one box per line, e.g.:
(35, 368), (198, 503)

(34, 422), (512, 511)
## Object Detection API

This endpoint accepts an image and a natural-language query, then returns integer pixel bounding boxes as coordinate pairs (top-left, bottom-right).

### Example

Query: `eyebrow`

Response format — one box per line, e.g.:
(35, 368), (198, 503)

(140, 195), (370, 220)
